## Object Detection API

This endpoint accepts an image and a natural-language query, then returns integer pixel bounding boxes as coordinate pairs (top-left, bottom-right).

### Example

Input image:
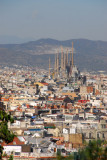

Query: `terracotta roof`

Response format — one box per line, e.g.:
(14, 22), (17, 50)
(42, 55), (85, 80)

(41, 82), (49, 86)
(1, 137), (25, 146)
(62, 92), (78, 97)
(52, 137), (64, 145)
(54, 97), (65, 101)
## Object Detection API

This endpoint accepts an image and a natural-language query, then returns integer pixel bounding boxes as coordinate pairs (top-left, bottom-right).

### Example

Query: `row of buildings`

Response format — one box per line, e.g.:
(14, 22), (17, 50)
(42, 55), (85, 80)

(0, 56), (107, 159)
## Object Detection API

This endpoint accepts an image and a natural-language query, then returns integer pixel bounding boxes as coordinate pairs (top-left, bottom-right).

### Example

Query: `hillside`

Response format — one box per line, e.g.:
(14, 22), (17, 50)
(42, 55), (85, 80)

(0, 38), (107, 71)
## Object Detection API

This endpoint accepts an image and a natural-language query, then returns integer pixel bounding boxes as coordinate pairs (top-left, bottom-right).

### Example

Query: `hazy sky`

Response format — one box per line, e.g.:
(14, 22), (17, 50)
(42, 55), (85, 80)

(0, 0), (107, 41)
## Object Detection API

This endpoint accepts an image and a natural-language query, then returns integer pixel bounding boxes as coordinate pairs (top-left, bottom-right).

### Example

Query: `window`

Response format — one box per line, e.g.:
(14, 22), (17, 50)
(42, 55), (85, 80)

(102, 133), (105, 138)
(104, 124), (106, 128)
(97, 133), (100, 139)
(15, 152), (20, 155)
(89, 140), (91, 143)
(83, 133), (86, 138)
(102, 124), (106, 128)
(89, 133), (91, 139)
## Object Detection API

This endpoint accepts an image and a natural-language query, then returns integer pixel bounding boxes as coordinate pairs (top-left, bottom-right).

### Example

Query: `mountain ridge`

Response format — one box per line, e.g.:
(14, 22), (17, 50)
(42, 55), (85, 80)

(0, 38), (107, 71)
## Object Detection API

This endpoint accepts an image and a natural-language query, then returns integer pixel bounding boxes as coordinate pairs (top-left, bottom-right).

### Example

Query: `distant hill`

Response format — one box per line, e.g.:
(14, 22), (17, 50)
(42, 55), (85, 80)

(0, 38), (107, 71)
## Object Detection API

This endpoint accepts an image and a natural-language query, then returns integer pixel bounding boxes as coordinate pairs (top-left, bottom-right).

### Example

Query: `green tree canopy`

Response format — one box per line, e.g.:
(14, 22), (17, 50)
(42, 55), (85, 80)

(56, 140), (107, 160)
(0, 110), (15, 159)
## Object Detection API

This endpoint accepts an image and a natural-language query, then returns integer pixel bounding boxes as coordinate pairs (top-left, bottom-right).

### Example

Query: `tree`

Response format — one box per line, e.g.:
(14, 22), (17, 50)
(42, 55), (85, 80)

(56, 140), (107, 160)
(102, 146), (107, 160)
(8, 154), (13, 160)
(0, 109), (15, 159)
(77, 140), (107, 160)
(56, 150), (74, 160)
(56, 150), (65, 160)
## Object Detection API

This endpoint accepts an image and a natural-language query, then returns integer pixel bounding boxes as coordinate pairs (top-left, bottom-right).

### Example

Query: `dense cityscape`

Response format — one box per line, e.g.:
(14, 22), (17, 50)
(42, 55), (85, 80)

(0, 0), (107, 160)
(0, 44), (107, 159)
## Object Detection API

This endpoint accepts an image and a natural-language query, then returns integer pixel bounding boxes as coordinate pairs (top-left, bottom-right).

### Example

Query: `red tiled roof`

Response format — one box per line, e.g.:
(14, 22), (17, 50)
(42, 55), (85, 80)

(1, 137), (25, 146)
(54, 97), (65, 101)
